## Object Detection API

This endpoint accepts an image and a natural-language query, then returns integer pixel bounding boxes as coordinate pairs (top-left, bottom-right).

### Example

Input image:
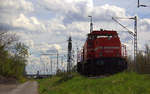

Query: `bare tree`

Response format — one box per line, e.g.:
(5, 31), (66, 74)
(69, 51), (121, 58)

(0, 30), (18, 49)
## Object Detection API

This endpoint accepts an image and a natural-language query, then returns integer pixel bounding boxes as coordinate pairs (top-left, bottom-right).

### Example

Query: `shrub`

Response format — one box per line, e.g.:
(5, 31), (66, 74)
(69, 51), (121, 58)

(127, 44), (150, 74)
(0, 31), (28, 81)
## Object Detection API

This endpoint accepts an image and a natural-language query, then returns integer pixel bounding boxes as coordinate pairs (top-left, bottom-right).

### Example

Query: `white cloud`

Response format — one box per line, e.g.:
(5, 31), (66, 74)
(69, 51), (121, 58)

(24, 39), (34, 49)
(0, 0), (34, 13)
(0, 0), (36, 32)
(46, 18), (66, 32)
(140, 18), (150, 32)
(39, 0), (127, 23)
(92, 4), (127, 21)
(35, 43), (62, 54)
(40, 0), (93, 13)
(12, 14), (46, 32)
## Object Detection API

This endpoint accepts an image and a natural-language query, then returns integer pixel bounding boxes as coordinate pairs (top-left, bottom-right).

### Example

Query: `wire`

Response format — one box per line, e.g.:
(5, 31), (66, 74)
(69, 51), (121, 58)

(138, 0), (150, 7)
(112, 17), (135, 36)
(142, 0), (150, 4)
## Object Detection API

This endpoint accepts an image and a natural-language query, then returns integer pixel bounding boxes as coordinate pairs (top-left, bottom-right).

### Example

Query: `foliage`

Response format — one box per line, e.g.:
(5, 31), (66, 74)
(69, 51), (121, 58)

(0, 31), (28, 81)
(127, 44), (150, 74)
(127, 55), (135, 72)
(38, 72), (150, 94)
(14, 42), (29, 58)
(136, 44), (150, 74)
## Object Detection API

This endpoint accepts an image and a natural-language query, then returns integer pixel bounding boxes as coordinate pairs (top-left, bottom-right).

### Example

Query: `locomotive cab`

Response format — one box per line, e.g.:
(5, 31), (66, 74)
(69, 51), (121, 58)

(77, 29), (127, 76)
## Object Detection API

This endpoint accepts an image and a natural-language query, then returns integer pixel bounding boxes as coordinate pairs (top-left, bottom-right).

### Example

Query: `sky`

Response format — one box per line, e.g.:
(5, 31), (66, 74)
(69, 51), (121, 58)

(0, 0), (150, 74)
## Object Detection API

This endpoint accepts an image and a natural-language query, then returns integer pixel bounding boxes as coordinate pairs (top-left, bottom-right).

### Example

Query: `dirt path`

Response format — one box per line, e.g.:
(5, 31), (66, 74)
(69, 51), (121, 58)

(0, 81), (38, 94)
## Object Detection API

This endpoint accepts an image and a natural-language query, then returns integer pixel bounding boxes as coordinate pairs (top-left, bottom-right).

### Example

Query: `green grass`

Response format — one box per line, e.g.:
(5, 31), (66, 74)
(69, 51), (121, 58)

(37, 72), (150, 94)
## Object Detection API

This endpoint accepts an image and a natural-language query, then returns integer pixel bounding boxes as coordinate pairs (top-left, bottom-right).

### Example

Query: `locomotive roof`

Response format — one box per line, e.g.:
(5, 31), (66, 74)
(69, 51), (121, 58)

(89, 30), (117, 35)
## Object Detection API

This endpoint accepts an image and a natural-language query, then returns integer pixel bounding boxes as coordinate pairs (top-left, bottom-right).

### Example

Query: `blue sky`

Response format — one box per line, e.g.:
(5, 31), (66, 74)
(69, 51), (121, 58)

(0, 0), (150, 74)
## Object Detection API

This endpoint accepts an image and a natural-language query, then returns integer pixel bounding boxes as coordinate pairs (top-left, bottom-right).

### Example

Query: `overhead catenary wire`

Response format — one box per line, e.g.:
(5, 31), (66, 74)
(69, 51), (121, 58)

(112, 16), (138, 71)
(138, 0), (150, 7)
(112, 17), (135, 37)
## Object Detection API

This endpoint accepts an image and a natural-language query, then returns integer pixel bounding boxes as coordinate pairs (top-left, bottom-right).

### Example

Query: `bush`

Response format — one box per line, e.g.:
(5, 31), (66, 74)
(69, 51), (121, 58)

(0, 46), (27, 80)
(127, 55), (135, 72)
(136, 45), (150, 74)
(0, 31), (28, 81)
(127, 44), (150, 74)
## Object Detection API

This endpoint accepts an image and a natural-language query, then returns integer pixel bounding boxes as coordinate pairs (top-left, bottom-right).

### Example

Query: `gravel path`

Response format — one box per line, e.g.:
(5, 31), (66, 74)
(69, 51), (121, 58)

(0, 81), (38, 94)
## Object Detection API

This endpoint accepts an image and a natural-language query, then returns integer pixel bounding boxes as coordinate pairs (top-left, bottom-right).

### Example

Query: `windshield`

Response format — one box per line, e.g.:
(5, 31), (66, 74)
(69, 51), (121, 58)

(88, 34), (115, 40)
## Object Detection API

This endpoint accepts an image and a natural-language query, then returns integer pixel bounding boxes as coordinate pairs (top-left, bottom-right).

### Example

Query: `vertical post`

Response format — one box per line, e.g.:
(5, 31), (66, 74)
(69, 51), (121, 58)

(77, 48), (79, 63)
(138, 0), (140, 7)
(57, 51), (59, 72)
(134, 16), (138, 71)
(67, 36), (72, 73)
(82, 48), (84, 74)
(50, 57), (52, 75)
(88, 16), (93, 33)
(45, 62), (46, 75)
(61, 56), (63, 71)
(125, 45), (127, 57)
(90, 17), (93, 33)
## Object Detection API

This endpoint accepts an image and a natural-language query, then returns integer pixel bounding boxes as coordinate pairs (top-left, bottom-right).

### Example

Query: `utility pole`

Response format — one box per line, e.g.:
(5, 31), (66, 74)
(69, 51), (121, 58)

(77, 47), (79, 63)
(41, 53), (58, 75)
(61, 56), (63, 71)
(50, 57), (52, 75)
(56, 51), (59, 71)
(112, 16), (138, 70)
(138, 0), (140, 7)
(61, 56), (63, 63)
(88, 16), (93, 33)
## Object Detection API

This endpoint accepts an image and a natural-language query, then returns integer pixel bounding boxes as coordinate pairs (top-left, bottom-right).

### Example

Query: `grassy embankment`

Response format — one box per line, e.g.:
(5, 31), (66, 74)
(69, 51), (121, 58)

(38, 72), (150, 94)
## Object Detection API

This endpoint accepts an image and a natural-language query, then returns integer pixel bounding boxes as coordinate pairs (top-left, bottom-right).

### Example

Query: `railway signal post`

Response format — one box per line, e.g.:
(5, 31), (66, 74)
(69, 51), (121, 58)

(67, 36), (72, 73)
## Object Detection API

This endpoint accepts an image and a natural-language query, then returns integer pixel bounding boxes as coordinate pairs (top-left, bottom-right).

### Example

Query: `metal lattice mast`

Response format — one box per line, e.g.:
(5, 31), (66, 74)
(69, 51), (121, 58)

(134, 16), (138, 66)
(67, 36), (72, 72)
(112, 16), (138, 65)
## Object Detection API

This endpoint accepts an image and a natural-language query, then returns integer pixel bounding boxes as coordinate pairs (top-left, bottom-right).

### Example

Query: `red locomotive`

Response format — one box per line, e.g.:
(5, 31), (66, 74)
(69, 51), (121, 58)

(77, 29), (127, 75)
